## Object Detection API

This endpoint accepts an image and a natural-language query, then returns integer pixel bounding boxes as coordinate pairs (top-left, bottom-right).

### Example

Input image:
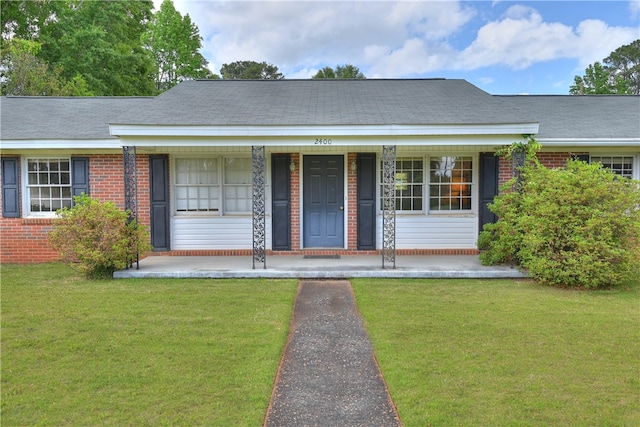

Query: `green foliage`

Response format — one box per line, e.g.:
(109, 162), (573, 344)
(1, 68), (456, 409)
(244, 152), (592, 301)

(494, 135), (541, 162)
(604, 38), (640, 95)
(0, 38), (92, 96)
(37, 0), (157, 96)
(143, 0), (211, 92)
(220, 60), (284, 79)
(313, 64), (366, 79)
(49, 195), (152, 279)
(570, 39), (639, 94)
(480, 159), (640, 289)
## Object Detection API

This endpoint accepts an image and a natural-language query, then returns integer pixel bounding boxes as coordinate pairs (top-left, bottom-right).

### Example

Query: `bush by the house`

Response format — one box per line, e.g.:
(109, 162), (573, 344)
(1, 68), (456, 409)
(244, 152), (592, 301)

(49, 194), (152, 279)
(480, 159), (640, 289)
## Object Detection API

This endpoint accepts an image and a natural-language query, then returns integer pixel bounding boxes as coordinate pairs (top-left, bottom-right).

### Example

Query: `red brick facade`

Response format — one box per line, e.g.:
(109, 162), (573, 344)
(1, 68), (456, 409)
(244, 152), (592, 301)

(0, 154), (150, 263)
(2, 151), (584, 263)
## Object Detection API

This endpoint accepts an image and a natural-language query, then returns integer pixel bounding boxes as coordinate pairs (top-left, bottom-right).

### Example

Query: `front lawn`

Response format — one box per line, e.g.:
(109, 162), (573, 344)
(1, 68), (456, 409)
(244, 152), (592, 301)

(352, 278), (640, 426)
(1, 263), (297, 426)
(3, 264), (638, 426)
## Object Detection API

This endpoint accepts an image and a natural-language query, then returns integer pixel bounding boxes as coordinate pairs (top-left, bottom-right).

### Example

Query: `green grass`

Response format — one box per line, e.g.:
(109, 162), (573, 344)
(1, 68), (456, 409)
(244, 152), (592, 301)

(352, 278), (640, 426)
(3, 264), (639, 426)
(1, 263), (297, 426)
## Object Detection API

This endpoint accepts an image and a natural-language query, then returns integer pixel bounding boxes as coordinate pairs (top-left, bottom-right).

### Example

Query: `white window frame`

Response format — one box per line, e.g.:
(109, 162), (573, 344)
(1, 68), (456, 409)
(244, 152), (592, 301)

(22, 157), (73, 217)
(590, 154), (637, 179)
(427, 154), (475, 214)
(172, 155), (252, 216)
(379, 155), (426, 214)
(378, 153), (477, 215)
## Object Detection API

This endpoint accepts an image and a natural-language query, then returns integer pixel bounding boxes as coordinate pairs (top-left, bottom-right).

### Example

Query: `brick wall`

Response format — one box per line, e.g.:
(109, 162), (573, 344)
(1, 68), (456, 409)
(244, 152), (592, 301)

(498, 151), (576, 186)
(347, 153), (358, 249)
(290, 153), (301, 251)
(0, 154), (151, 263)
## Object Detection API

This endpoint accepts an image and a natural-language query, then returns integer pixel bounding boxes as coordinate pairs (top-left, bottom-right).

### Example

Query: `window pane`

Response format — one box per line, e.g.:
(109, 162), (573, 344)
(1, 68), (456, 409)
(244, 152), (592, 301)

(175, 158), (220, 212)
(429, 156), (473, 211)
(26, 159), (73, 215)
(380, 157), (424, 212)
(224, 157), (251, 184)
(591, 155), (634, 178)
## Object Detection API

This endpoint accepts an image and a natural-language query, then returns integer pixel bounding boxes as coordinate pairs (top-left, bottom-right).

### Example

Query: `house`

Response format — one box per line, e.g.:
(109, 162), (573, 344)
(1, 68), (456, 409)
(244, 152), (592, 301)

(1, 79), (639, 264)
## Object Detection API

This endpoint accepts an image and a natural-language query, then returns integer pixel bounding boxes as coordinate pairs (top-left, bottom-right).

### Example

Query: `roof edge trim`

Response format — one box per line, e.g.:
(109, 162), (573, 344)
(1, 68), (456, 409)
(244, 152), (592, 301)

(110, 123), (539, 137)
(1, 139), (122, 150)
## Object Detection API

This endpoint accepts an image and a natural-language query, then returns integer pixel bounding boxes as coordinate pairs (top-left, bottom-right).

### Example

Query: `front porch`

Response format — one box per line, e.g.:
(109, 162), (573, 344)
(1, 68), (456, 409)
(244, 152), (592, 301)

(113, 254), (527, 279)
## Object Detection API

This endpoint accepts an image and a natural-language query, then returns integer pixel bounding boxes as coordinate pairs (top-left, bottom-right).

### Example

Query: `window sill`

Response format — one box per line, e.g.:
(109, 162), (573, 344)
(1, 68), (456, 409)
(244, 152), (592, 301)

(427, 212), (475, 218)
(22, 217), (55, 225)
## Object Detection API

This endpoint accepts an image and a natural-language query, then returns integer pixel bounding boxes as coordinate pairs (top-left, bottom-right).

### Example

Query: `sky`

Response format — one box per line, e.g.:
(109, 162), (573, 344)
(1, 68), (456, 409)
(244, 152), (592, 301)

(158, 0), (640, 94)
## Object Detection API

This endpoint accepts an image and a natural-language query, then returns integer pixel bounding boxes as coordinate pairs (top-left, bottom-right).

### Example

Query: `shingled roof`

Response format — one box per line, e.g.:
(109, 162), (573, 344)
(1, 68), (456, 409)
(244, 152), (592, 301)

(1, 96), (152, 140)
(131, 78), (534, 126)
(498, 95), (640, 139)
(1, 79), (639, 141)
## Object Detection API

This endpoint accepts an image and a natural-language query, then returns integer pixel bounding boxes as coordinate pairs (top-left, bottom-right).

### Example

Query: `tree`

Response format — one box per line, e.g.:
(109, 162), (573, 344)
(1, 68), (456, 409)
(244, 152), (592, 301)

(604, 39), (640, 95)
(220, 61), (284, 79)
(38, 0), (156, 96)
(1, 0), (61, 41)
(313, 64), (365, 79)
(1, 38), (91, 96)
(570, 39), (639, 94)
(143, 0), (211, 92)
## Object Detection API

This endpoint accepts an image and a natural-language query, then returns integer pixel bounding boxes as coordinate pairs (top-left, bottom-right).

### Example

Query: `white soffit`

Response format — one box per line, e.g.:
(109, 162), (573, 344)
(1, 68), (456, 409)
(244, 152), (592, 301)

(109, 123), (540, 139)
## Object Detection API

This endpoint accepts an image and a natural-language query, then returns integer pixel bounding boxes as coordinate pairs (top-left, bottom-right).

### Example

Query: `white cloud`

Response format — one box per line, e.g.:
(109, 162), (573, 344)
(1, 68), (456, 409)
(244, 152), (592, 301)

(171, 1), (474, 77)
(456, 5), (638, 72)
(457, 6), (578, 70)
(163, 0), (638, 86)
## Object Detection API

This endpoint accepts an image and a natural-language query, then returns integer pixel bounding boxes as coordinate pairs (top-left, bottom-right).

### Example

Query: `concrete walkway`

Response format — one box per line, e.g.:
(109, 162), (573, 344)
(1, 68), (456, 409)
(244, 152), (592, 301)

(114, 255), (526, 279)
(264, 280), (402, 426)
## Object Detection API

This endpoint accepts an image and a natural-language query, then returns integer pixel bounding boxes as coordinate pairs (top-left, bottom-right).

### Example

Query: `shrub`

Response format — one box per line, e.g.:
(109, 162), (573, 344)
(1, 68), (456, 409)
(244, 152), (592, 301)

(49, 194), (152, 279)
(480, 160), (640, 289)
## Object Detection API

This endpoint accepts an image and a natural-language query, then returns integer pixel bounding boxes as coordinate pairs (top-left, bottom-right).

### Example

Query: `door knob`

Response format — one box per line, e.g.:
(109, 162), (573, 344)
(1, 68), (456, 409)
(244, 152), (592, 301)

(339, 206), (344, 210)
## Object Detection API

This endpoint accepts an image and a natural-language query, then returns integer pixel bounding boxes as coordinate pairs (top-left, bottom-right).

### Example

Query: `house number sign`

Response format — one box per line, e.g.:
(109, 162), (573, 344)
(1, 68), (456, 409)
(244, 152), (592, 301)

(314, 138), (333, 145)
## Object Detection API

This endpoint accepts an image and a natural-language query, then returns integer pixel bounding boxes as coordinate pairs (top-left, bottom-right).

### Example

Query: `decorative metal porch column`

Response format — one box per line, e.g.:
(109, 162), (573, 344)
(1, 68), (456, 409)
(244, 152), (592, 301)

(252, 146), (266, 269)
(512, 147), (526, 192)
(123, 146), (139, 269)
(382, 145), (396, 269)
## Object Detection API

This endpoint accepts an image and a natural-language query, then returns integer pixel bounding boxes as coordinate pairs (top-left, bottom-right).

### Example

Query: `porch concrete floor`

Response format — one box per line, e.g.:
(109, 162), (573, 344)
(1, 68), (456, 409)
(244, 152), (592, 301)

(113, 255), (527, 279)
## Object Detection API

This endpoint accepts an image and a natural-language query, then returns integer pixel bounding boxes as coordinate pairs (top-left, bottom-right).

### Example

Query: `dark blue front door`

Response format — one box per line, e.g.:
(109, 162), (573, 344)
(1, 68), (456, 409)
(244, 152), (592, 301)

(303, 155), (344, 248)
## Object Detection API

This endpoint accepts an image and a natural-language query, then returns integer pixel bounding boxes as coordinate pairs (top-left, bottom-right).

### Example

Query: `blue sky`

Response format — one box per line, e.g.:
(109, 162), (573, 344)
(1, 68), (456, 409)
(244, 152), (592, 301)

(163, 0), (640, 94)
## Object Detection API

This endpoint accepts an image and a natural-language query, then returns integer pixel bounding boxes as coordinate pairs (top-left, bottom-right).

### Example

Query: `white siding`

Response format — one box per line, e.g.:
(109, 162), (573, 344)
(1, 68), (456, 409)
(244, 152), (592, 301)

(378, 214), (478, 249)
(172, 216), (272, 250)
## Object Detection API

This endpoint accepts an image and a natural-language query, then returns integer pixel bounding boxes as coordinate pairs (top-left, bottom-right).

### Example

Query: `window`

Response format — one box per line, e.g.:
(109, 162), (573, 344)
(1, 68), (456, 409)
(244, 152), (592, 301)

(590, 155), (634, 178)
(223, 157), (252, 213)
(175, 158), (219, 212)
(429, 156), (473, 211)
(174, 157), (252, 214)
(379, 155), (474, 213)
(380, 157), (423, 211)
(26, 158), (72, 213)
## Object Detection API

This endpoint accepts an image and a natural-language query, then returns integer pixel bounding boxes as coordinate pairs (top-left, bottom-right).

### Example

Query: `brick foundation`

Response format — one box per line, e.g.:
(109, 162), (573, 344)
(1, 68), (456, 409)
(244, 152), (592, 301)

(149, 248), (480, 257)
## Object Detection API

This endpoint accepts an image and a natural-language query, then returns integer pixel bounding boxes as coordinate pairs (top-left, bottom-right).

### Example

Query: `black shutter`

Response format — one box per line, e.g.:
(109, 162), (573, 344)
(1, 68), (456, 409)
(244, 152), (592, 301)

(572, 154), (590, 163)
(2, 157), (20, 218)
(271, 154), (291, 250)
(149, 155), (170, 251)
(71, 157), (90, 200)
(479, 152), (499, 231)
(357, 153), (376, 249)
